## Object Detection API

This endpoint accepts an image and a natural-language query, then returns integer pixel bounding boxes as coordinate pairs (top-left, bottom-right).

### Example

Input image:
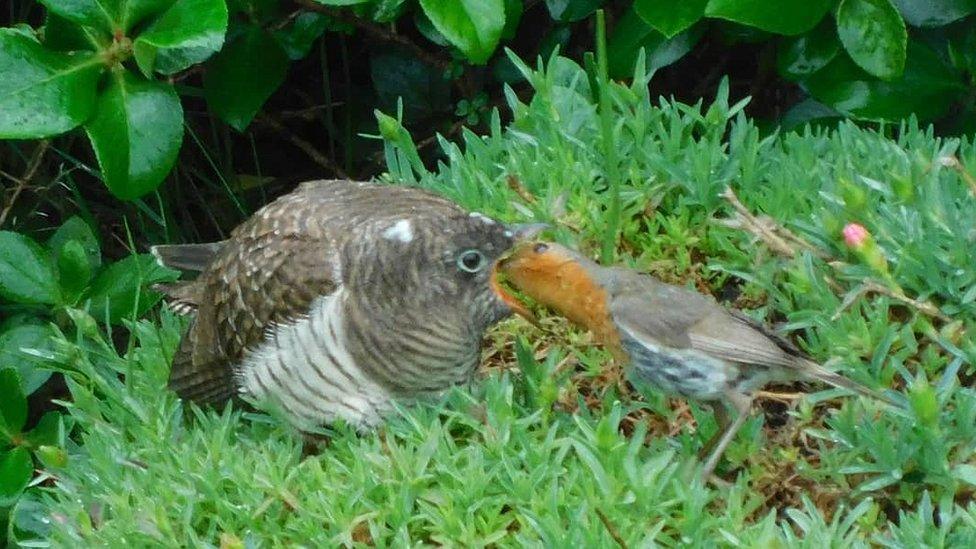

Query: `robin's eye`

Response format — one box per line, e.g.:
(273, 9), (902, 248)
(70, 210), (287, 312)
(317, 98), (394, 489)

(533, 243), (549, 254)
(457, 249), (487, 273)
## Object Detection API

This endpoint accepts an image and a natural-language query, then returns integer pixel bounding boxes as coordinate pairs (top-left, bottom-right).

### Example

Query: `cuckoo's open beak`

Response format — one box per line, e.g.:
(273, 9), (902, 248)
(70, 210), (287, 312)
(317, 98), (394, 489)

(489, 222), (548, 328)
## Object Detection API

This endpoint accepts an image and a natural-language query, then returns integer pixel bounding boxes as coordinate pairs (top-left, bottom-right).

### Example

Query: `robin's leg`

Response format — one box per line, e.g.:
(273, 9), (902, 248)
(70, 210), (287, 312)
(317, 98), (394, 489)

(700, 391), (753, 481)
(697, 402), (731, 461)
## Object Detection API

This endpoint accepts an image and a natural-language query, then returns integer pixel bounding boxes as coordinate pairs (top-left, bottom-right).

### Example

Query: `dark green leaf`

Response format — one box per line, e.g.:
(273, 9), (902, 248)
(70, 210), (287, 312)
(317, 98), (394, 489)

(273, 13), (330, 60)
(705, 0), (832, 35)
(545, 0), (603, 22)
(501, 0), (523, 40)
(25, 412), (66, 448)
(0, 29), (101, 139)
(86, 254), (178, 324)
(36, 0), (115, 31)
(777, 18), (840, 80)
(311, 0), (372, 5)
(607, 7), (703, 79)
(634, 0), (706, 38)
(203, 25), (288, 131)
(43, 12), (101, 52)
(419, 0), (505, 64)
(47, 216), (101, 269)
(802, 43), (965, 122)
(0, 369), (28, 440)
(779, 98), (841, 131)
(84, 71), (184, 200)
(228, 0), (281, 20)
(0, 324), (57, 395)
(837, 0), (907, 80)
(0, 231), (60, 305)
(0, 448), (32, 507)
(372, 0), (410, 23)
(892, 0), (976, 27)
(38, 0), (176, 33)
(415, 9), (451, 46)
(133, 0), (228, 75)
(57, 240), (92, 302)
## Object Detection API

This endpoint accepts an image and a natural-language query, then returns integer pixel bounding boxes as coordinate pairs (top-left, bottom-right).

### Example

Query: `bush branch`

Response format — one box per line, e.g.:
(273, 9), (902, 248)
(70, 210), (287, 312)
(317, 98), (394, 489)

(0, 140), (50, 227)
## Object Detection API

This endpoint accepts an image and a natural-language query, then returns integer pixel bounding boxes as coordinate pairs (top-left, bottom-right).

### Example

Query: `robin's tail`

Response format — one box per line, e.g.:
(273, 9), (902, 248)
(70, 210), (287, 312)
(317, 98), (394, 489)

(151, 242), (225, 272)
(800, 358), (900, 408)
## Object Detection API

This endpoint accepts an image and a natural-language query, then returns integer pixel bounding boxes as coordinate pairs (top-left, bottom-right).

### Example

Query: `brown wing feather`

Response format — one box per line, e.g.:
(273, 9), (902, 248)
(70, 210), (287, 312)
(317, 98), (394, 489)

(167, 180), (465, 404)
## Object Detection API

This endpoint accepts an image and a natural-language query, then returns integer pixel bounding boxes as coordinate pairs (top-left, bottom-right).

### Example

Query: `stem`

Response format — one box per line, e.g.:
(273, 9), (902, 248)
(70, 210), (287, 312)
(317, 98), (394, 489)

(596, 9), (620, 264)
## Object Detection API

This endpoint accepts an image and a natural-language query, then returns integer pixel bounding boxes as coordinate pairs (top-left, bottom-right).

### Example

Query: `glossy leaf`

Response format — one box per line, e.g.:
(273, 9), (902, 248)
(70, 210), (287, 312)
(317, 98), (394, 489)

(0, 29), (101, 139)
(802, 43), (965, 122)
(273, 12), (331, 60)
(25, 412), (68, 448)
(86, 254), (177, 324)
(705, 0), (832, 35)
(38, 0), (176, 33)
(634, 0), (706, 38)
(501, 0), (523, 40)
(84, 72), (184, 200)
(0, 324), (57, 394)
(47, 216), (101, 269)
(0, 369), (28, 439)
(43, 12), (101, 52)
(607, 7), (703, 79)
(204, 25), (288, 131)
(837, 0), (906, 80)
(545, 0), (603, 22)
(0, 231), (60, 305)
(892, 0), (976, 27)
(0, 448), (32, 507)
(133, 0), (228, 75)
(419, 0), (505, 64)
(777, 19), (840, 80)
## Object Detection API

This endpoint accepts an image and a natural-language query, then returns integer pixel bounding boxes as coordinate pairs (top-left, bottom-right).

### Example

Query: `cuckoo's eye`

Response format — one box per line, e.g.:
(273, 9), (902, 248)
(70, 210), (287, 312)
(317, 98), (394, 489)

(457, 249), (487, 273)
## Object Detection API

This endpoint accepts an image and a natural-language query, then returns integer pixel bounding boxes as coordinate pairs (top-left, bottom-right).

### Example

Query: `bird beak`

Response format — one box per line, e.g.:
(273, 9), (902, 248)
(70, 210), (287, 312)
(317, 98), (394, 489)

(489, 222), (547, 329)
(490, 266), (540, 328)
(507, 222), (549, 241)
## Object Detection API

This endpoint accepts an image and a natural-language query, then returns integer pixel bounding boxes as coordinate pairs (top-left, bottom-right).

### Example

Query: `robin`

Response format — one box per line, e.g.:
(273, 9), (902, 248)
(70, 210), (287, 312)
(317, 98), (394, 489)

(499, 241), (894, 479)
(152, 180), (544, 430)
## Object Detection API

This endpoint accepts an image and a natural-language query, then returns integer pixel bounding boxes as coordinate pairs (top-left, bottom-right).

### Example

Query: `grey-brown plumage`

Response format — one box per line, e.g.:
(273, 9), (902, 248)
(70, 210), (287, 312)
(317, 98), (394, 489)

(154, 180), (535, 428)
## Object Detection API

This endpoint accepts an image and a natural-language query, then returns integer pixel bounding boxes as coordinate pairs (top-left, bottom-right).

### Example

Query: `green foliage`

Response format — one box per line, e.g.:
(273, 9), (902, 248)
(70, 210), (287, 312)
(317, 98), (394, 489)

(2, 51), (970, 544)
(0, 0), (226, 198)
(3, 0), (973, 208)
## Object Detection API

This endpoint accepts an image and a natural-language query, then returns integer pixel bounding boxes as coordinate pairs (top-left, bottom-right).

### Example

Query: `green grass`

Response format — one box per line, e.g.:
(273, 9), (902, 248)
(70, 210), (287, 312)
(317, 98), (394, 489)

(11, 52), (976, 545)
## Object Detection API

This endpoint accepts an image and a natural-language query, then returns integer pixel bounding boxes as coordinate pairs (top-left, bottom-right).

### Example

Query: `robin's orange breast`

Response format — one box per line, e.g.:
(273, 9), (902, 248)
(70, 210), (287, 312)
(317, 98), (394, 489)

(500, 246), (625, 362)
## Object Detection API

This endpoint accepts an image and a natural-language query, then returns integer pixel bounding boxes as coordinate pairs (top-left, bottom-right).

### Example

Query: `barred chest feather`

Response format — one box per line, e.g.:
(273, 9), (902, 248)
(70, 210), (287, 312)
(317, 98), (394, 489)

(236, 288), (477, 428)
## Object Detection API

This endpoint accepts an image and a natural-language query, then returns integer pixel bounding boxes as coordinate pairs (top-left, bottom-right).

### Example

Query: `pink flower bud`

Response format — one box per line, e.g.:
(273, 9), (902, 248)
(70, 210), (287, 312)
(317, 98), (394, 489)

(843, 223), (869, 248)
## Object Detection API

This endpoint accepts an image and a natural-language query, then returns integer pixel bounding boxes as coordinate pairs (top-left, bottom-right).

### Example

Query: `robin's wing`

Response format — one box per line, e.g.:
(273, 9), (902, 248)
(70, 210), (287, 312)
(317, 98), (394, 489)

(608, 275), (798, 368)
(168, 180), (466, 404)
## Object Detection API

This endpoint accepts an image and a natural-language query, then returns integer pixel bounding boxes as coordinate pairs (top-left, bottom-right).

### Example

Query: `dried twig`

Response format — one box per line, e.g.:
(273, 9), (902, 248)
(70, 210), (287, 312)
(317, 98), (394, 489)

(0, 140), (50, 227)
(594, 508), (628, 549)
(937, 155), (976, 197)
(719, 187), (802, 258)
(257, 115), (349, 179)
(507, 174), (536, 204)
